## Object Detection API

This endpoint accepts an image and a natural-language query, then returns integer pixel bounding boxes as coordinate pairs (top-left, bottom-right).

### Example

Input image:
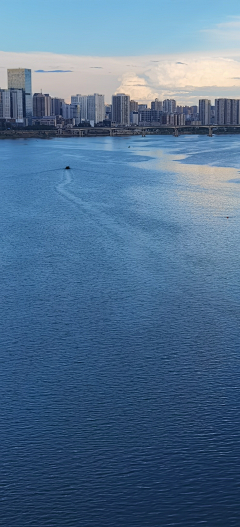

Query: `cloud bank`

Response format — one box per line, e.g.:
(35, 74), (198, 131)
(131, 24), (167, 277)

(1, 49), (240, 104)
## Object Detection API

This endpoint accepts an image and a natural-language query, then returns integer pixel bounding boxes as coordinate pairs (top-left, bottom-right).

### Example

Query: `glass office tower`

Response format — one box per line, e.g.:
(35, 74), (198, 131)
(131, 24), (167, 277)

(7, 69), (32, 120)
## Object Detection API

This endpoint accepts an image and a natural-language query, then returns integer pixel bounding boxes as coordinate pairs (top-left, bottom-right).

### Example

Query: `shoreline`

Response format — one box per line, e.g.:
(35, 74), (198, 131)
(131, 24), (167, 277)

(2, 127), (240, 140)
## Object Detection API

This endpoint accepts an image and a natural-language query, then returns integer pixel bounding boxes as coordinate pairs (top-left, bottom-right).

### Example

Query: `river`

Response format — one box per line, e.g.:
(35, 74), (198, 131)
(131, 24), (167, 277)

(1, 135), (240, 526)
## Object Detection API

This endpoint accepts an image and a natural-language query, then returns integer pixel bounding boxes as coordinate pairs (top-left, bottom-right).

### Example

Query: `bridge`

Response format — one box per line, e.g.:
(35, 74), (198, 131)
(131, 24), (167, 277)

(139, 125), (240, 138)
(57, 125), (240, 138)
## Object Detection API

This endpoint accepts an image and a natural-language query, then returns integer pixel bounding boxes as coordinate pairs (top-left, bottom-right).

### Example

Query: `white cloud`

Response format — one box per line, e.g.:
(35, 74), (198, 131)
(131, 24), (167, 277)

(115, 73), (159, 102)
(116, 54), (240, 103)
(202, 16), (240, 45)
(1, 49), (240, 105)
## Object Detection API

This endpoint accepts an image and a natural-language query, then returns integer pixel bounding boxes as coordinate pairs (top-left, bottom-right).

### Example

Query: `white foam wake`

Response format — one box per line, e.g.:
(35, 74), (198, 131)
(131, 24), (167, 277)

(56, 170), (84, 206)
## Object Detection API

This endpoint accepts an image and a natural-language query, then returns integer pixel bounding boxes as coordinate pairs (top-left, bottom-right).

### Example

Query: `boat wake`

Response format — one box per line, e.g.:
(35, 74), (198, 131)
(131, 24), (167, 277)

(56, 169), (84, 207)
(55, 168), (160, 258)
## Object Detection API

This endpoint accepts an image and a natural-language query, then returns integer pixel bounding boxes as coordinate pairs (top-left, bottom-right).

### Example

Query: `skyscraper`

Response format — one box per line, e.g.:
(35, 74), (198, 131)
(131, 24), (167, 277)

(163, 99), (176, 113)
(112, 94), (130, 125)
(215, 99), (225, 125)
(51, 98), (64, 116)
(0, 89), (11, 119)
(225, 99), (231, 125)
(231, 99), (239, 125)
(214, 99), (240, 125)
(70, 104), (81, 125)
(105, 104), (112, 120)
(33, 93), (51, 117)
(33, 93), (45, 117)
(130, 100), (139, 113)
(130, 100), (138, 124)
(151, 99), (163, 111)
(62, 103), (71, 119)
(87, 94), (105, 124)
(71, 95), (88, 121)
(10, 90), (23, 120)
(138, 104), (147, 111)
(7, 68), (32, 120)
(199, 99), (211, 125)
(44, 94), (51, 117)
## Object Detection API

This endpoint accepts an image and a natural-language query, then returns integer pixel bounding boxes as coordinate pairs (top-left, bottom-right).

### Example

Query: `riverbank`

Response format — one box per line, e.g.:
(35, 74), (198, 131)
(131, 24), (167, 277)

(2, 125), (240, 139)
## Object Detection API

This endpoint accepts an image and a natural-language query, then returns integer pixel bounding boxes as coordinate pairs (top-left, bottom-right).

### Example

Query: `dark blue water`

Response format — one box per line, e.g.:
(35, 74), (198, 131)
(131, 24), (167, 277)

(1, 135), (240, 526)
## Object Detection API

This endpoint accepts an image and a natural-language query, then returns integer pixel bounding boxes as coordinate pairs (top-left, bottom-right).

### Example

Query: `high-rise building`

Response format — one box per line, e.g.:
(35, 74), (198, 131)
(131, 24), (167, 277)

(62, 103), (71, 119)
(131, 111), (139, 125)
(231, 99), (239, 125)
(130, 100), (139, 113)
(139, 109), (162, 123)
(225, 99), (231, 125)
(70, 104), (81, 125)
(130, 100), (138, 123)
(33, 93), (45, 117)
(87, 94), (105, 124)
(33, 93), (51, 117)
(0, 89), (11, 119)
(215, 99), (240, 125)
(10, 89), (23, 120)
(151, 99), (163, 111)
(176, 105), (183, 113)
(71, 95), (88, 121)
(238, 101), (240, 125)
(190, 106), (198, 116)
(177, 114), (185, 126)
(199, 99), (211, 125)
(51, 97), (64, 116)
(112, 94), (130, 125)
(105, 104), (112, 120)
(7, 68), (32, 119)
(139, 109), (152, 123)
(44, 94), (51, 116)
(138, 104), (147, 111)
(169, 113), (177, 126)
(211, 106), (215, 124)
(215, 99), (225, 125)
(163, 99), (176, 113)
(0, 88), (23, 121)
(183, 106), (192, 116)
(162, 114), (170, 125)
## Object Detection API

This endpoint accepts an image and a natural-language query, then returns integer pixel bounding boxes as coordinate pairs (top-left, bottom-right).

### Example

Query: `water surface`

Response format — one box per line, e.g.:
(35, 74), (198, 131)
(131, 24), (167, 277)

(1, 135), (240, 526)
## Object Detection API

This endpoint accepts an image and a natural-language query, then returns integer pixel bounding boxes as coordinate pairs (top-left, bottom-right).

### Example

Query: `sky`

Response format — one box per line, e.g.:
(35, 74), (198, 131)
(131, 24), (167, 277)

(1, 0), (240, 104)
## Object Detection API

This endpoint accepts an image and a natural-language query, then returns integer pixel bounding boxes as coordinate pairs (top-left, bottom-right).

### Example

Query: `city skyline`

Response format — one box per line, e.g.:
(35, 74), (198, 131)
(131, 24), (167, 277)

(1, 1), (240, 105)
(3, 69), (240, 129)
(2, 53), (240, 107)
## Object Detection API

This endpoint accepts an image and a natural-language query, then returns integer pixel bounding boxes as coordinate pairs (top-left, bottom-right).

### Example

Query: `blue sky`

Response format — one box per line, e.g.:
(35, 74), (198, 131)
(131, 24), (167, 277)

(1, 0), (240, 56)
(1, 0), (240, 104)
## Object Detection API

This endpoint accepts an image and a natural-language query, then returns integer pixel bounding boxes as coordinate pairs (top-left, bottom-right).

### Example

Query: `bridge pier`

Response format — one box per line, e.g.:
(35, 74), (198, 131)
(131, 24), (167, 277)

(75, 129), (84, 136)
(174, 128), (179, 137)
(142, 129), (146, 137)
(208, 127), (213, 137)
